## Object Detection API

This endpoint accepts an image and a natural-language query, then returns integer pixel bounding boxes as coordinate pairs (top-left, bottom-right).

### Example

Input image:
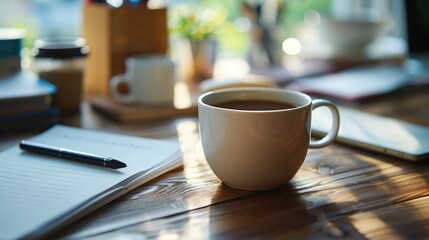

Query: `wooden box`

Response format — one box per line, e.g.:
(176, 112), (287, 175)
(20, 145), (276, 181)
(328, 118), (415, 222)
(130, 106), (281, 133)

(83, 5), (168, 95)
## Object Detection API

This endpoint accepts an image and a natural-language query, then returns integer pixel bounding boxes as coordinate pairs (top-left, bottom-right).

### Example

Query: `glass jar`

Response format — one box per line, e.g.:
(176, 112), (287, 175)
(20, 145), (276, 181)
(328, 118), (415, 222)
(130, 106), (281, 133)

(33, 37), (89, 114)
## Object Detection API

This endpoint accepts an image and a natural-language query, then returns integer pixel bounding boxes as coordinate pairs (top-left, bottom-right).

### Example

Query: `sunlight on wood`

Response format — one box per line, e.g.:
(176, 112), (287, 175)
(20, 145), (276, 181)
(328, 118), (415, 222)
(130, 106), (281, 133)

(181, 213), (211, 239)
(213, 58), (249, 80)
(156, 233), (180, 240)
(175, 120), (202, 165)
(174, 82), (192, 109)
(154, 213), (211, 240)
(349, 196), (429, 239)
(351, 211), (405, 238)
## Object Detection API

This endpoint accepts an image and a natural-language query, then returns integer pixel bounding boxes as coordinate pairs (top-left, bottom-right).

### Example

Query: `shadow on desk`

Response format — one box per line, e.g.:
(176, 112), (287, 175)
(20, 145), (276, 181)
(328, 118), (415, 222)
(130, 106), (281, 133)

(207, 184), (316, 238)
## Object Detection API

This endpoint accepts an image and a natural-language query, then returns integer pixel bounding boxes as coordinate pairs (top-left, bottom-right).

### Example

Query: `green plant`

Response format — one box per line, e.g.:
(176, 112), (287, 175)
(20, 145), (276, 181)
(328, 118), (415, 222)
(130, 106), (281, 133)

(169, 4), (227, 41)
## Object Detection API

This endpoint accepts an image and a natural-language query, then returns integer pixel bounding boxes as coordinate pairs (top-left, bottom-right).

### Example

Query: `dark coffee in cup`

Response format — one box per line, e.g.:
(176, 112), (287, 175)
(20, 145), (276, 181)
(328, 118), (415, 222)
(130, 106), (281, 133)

(214, 100), (295, 111)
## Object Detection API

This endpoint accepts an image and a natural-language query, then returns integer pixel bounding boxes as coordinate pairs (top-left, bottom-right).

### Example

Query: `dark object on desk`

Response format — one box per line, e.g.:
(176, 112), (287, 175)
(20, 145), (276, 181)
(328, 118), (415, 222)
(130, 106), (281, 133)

(405, 0), (429, 55)
(405, 0), (429, 70)
(0, 70), (56, 111)
(20, 140), (127, 169)
(90, 96), (198, 123)
(0, 107), (58, 133)
(0, 70), (58, 132)
(0, 28), (24, 78)
(33, 37), (89, 115)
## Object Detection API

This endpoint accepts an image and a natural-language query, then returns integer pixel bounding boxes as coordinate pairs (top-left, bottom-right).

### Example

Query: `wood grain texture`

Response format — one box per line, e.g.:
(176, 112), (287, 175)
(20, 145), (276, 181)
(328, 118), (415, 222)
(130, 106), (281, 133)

(55, 142), (429, 239)
(31, 84), (429, 239)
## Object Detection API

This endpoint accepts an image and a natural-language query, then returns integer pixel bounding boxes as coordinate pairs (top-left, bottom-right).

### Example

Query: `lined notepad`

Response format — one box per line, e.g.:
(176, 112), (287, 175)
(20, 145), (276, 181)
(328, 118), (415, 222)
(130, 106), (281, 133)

(0, 125), (183, 239)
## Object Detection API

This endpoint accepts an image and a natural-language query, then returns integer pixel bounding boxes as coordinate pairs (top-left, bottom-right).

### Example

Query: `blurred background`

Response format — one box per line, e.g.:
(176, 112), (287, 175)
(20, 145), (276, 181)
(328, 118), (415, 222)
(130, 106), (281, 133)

(1, 0), (428, 134)
(0, 0), (412, 69)
(1, 0), (428, 125)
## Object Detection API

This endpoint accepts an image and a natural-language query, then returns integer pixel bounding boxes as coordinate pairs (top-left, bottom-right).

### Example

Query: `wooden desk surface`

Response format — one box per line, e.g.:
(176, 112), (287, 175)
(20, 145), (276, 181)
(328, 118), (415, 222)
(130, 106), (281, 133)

(2, 84), (429, 239)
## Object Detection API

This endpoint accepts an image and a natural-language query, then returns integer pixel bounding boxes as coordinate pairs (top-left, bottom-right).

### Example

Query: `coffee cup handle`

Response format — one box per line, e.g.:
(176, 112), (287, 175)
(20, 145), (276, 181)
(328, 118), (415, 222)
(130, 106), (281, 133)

(309, 99), (340, 148)
(109, 74), (136, 104)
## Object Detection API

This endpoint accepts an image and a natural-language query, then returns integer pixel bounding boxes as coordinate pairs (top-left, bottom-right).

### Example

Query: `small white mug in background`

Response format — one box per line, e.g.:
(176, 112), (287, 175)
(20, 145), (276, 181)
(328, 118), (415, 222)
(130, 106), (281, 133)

(110, 55), (175, 105)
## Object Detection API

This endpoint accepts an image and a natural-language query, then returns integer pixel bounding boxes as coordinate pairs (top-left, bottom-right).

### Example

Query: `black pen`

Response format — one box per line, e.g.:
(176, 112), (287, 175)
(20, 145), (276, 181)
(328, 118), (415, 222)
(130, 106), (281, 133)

(19, 140), (127, 169)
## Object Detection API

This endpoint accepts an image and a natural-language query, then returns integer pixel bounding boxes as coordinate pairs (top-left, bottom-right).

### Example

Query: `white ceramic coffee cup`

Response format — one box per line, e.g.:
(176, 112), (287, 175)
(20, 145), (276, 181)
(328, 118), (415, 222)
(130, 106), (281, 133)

(198, 87), (340, 190)
(110, 55), (175, 105)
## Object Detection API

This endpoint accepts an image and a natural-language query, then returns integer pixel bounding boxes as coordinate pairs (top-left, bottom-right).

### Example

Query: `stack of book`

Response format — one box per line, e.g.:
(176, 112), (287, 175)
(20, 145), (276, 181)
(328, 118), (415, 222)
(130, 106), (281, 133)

(0, 70), (58, 133)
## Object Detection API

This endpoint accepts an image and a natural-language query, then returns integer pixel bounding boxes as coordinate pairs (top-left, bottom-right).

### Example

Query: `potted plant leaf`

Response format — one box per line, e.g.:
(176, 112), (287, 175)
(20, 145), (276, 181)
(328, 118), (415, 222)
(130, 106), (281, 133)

(169, 4), (226, 83)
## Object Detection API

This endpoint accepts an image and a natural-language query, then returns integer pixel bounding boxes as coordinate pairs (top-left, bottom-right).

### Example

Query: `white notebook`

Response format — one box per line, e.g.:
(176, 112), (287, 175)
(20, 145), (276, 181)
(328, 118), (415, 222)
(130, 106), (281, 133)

(0, 125), (183, 239)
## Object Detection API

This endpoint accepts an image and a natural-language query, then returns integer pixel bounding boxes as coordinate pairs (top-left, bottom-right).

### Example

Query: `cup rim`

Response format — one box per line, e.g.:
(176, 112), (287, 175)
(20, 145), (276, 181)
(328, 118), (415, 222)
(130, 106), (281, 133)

(198, 87), (312, 113)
